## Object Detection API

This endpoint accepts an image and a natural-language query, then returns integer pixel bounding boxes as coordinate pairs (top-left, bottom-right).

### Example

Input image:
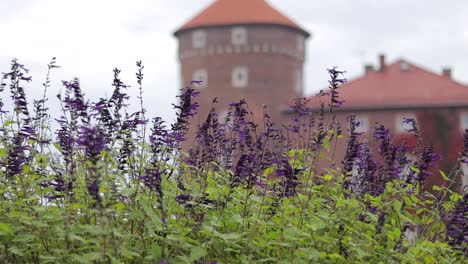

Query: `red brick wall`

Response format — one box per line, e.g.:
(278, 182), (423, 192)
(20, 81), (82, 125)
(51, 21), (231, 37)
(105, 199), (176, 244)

(286, 107), (467, 189)
(176, 24), (306, 127)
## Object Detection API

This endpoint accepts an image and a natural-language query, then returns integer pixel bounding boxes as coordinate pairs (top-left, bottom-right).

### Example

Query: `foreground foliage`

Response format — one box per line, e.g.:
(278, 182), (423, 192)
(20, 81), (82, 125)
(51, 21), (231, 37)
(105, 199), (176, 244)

(0, 59), (466, 263)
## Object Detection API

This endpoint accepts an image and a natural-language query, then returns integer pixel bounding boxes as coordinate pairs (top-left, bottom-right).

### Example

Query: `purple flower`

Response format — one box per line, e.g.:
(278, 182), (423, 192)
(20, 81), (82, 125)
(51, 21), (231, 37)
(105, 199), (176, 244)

(189, 99), (221, 166)
(287, 97), (313, 135)
(5, 135), (29, 177)
(461, 129), (468, 164)
(402, 117), (418, 133)
(62, 78), (89, 124)
(76, 126), (107, 161)
(413, 145), (440, 186)
(55, 116), (75, 164)
(233, 153), (256, 187)
(312, 103), (326, 150)
(175, 194), (193, 205)
(149, 117), (172, 155)
(445, 192), (468, 255)
(343, 114), (363, 176)
(327, 67), (346, 111)
(109, 68), (130, 121)
(171, 86), (200, 145)
(275, 158), (303, 197)
(140, 168), (162, 191)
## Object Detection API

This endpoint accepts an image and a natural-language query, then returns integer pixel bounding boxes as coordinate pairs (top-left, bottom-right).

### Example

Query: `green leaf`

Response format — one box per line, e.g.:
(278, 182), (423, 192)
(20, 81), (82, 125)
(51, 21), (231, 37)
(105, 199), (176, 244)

(439, 170), (449, 181)
(71, 203), (86, 210)
(450, 193), (462, 202)
(0, 223), (12, 235)
(151, 243), (163, 260)
(12, 234), (36, 243)
(53, 143), (62, 152)
(0, 148), (7, 157)
(217, 232), (242, 241)
(112, 202), (126, 212)
(3, 120), (14, 126)
(190, 247), (207, 261)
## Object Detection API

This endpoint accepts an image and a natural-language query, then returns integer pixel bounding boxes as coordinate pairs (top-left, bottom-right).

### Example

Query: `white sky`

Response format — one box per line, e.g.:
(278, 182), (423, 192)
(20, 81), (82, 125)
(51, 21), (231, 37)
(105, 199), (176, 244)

(1, 0), (468, 122)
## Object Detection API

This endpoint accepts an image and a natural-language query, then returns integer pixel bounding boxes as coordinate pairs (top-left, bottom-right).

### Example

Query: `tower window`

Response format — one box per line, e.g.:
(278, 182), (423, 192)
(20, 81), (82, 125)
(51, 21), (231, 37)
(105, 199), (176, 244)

(295, 70), (303, 94)
(297, 35), (304, 51)
(232, 66), (248, 88)
(192, 30), (206, 48)
(231, 27), (247, 45)
(192, 69), (207, 88)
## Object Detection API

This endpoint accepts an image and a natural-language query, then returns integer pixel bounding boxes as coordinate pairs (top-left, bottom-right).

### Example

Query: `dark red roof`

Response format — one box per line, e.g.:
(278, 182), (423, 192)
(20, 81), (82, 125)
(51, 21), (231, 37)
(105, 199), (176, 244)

(309, 59), (468, 110)
(174, 0), (309, 36)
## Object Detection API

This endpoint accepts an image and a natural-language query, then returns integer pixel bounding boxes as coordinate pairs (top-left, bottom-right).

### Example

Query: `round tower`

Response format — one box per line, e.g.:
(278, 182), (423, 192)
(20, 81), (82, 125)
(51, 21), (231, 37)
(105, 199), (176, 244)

(174, 0), (310, 126)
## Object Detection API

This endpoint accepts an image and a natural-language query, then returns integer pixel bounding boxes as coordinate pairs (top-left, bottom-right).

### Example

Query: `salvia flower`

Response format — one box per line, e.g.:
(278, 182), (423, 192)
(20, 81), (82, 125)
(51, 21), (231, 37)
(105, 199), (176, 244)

(171, 85), (200, 145)
(55, 116), (75, 164)
(343, 114), (362, 176)
(402, 117), (419, 134)
(414, 145), (440, 186)
(5, 135), (29, 177)
(461, 129), (468, 164)
(149, 117), (171, 155)
(76, 126), (107, 161)
(233, 153), (256, 187)
(445, 192), (468, 255)
(190, 99), (220, 166)
(312, 103), (327, 150)
(5, 59), (32, 116)
(109, 68), (130, 123)
(275, 158), (303, 197)
(327, 67), (346, 111)
(91, 98), (114, 134)
(354, 141), (379, 196)
(140, 168), (162, 192)
(62, 78), (89, 124)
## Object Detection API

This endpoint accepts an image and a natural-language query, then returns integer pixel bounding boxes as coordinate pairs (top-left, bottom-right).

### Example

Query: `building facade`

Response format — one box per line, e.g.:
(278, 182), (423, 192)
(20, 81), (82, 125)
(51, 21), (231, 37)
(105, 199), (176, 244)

(173, 0), (310, 126)
(306, 55), (468, 191)
(174, 1), (468, 191)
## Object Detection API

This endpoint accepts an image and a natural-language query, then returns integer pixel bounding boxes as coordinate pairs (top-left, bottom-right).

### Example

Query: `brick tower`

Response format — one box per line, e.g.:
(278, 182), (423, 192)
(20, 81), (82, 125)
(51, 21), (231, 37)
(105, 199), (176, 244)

(174, 0), (310, 128)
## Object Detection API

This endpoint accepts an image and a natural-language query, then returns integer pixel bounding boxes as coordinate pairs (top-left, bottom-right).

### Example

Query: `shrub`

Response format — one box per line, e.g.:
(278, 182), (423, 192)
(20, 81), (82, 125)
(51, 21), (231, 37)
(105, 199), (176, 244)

(0, 59), (466, 263)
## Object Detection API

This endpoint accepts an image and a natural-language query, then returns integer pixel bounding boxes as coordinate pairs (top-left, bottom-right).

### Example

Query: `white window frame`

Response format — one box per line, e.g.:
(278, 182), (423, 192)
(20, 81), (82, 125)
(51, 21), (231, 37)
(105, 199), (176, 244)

(231, 27), (247, 45)
(399, 154), (417, 181)
(192, 30), (206, 48)
(396, 114), (417, 133)
(192, 69), (207, 88)
(461, 162), (468, 192)
(218, 110), (229, 124)
(232, 66), (248, 88)
(460, 113), (468, 131)
(353, 115), (369, 134)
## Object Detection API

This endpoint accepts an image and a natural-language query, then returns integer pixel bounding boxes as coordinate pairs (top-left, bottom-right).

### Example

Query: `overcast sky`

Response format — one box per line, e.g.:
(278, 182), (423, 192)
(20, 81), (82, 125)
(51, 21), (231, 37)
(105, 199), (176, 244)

(1, 0), (468, 122)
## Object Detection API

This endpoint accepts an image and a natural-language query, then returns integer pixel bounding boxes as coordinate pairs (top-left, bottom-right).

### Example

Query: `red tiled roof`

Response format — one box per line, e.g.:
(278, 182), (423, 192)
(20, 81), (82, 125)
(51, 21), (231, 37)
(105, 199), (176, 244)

(174, 0), (309, 36)
(309, 59), (468, 110)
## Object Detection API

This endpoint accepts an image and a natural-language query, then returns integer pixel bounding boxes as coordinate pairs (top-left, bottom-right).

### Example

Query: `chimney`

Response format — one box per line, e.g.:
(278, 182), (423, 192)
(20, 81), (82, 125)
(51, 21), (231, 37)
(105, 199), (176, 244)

(364, 64), (374, 74)
(379, 54), (386, 72)
(442, 67), (452, 79)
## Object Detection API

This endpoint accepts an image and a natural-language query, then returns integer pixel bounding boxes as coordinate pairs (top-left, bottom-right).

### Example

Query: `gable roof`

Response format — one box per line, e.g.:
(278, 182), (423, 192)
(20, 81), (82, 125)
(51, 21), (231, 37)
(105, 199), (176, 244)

(308, 59), (468, 110)
(174, 0), (309, 37)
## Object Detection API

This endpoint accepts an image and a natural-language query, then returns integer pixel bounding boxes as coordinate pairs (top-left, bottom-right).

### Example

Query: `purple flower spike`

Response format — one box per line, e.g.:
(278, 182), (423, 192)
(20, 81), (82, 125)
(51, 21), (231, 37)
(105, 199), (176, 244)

(76, 126), (107, 161)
